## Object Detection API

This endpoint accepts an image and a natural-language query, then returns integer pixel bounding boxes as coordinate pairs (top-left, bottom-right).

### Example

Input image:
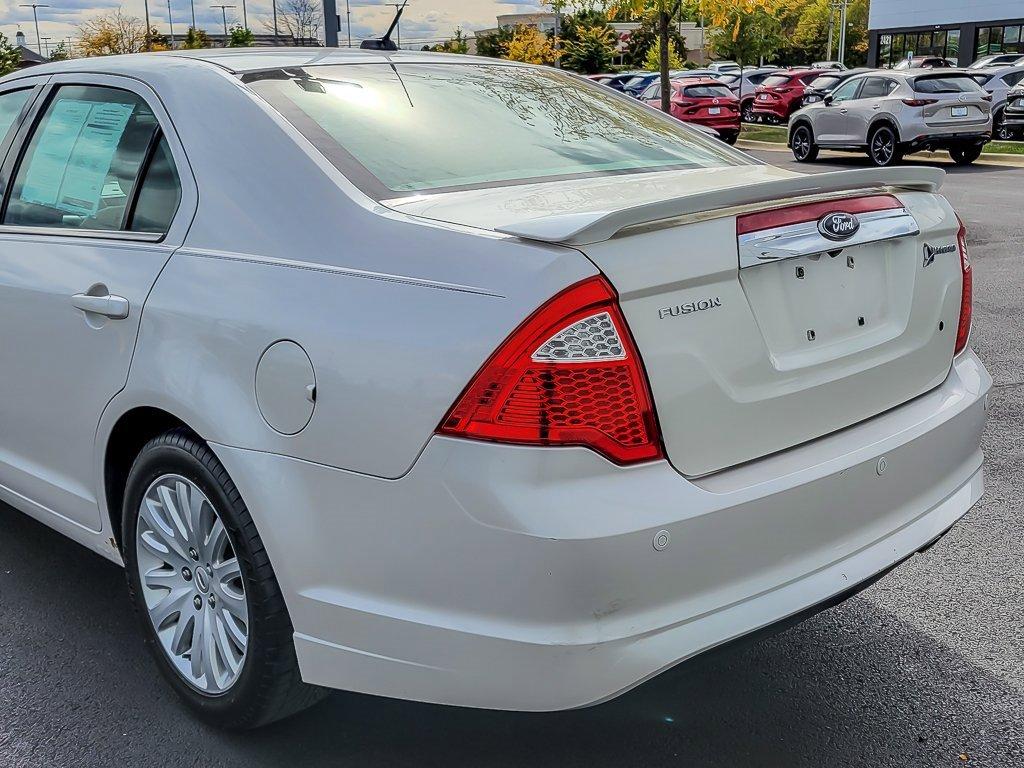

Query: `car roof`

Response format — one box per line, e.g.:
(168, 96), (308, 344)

(3, 47), (522, 79)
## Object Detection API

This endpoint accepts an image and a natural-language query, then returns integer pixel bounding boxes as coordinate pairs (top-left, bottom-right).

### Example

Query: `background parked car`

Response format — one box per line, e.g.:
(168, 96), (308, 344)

(970, 53), (1024, 70)
(752, 68), (827, 123)
(715, 67), (780, 120)
(801, 68), (870, 106)
(968, 65), (1024, 139)
(707, 61), (740, 73)
(894, 57), (954, 70)
(789, 70), (993, 166)
(621, 72), (660, 98)
(641, 77), (741, 144)
(811, 61), (847, 70)
(589, 72), (640, 93)
(1002, 83), (1024, 138)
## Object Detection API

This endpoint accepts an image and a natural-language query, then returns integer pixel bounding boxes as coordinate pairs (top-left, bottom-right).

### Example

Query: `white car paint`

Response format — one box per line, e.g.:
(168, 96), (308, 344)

(0, 49), (989, 715)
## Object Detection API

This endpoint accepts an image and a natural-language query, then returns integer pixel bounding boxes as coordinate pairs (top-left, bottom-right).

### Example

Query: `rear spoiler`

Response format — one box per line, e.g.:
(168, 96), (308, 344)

(495, 167), (945, 246)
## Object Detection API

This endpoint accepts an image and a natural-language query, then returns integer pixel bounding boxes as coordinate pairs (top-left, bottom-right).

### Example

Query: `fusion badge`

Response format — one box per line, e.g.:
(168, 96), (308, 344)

(659, 297), (722, 320)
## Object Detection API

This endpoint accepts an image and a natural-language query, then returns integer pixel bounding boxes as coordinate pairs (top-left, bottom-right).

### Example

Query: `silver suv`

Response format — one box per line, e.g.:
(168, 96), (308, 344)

(969, 65), (1024, 139)
(789, 70), (993, 166)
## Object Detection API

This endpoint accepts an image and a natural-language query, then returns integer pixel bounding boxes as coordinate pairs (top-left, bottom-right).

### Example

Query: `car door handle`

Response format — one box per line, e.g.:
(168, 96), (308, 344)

(872, 104), (882, 110)
(71, 293), (129, 319)
(839, 108), (848, 114)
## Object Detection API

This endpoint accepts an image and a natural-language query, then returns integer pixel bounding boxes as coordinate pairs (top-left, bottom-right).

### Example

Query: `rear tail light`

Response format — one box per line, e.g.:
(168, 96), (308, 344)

(775, 87), (792, 94)
(902, 98), (938, 107)
(438, 276), (663, 465)
(954, 215), (973, 355)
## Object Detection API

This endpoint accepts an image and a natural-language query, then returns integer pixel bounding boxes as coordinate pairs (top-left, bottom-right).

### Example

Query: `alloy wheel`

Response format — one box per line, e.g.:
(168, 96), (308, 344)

(871, 128), (896, 165)
(135, 474), (249, 695)
(793, 128), (811, 160)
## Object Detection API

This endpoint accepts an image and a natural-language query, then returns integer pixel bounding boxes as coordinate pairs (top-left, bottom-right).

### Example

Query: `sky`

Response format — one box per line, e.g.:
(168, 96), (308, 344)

(0, 0), (546, 54)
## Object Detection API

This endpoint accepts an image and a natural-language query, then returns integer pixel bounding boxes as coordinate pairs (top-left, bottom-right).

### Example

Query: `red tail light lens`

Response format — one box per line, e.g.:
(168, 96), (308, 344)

(439, 276), (663, 465)
(955, 216), (972, 355)
(902, 98), (939, 107)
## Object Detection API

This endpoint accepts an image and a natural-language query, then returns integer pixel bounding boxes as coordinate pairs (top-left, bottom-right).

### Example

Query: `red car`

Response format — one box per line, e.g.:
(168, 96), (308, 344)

(642, 77), (741, 144)
(751, 69), (827, 123)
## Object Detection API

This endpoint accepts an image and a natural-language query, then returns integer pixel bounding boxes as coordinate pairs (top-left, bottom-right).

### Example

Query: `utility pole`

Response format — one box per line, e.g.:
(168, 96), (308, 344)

(166, 0), (175, 47)
(345, 0), (351, 47)
(143, 0), (151, 50)
(189, 0), (195, 30)
(40, 35), (50, 56)
(212, 3), (235, 38)
(837, 0), (849, 65)
(19, 4), (49, 56)
(240, 0), (247, 30)
(272, 0), (278, 43)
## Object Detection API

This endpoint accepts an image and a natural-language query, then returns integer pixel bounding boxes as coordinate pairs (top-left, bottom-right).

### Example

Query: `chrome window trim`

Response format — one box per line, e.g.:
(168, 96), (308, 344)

(737, 207), (920, 269)
(0, 224), (163, 242)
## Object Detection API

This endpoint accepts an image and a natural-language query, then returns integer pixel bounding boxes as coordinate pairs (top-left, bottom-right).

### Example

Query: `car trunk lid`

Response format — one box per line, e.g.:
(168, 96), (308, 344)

(387, 166), (962, 476)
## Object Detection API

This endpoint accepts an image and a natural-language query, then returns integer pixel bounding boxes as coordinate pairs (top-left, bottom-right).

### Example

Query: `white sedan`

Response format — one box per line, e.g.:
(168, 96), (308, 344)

(0, 49), (988, 728)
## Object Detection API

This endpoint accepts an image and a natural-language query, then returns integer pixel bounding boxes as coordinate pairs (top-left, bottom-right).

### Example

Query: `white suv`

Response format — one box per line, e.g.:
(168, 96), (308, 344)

(789, 71), (993, 166)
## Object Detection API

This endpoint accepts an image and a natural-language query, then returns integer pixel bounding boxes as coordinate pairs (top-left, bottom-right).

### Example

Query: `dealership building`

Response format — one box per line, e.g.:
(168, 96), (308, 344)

(868, 1), (1024, 68)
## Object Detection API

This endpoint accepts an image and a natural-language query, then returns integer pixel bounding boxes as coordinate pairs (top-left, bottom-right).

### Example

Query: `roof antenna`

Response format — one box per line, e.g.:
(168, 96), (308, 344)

(360, 0), (407, 51)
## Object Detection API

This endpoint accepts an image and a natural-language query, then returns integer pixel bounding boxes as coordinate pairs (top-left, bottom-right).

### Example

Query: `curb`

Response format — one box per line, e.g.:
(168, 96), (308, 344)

(736, 138), (1024, 168)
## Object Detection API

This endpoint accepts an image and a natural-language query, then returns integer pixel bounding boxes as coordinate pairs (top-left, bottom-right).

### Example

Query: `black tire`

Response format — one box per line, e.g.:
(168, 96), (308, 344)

(949, 144), (984, 165)
(741, 100), (756, 123)
(791, 124), (819, 162)
(122, 428), (326, 729)
(721, 130), (739, 146)
(994, 112), (1014, 141)
(868, 124), (903, 167)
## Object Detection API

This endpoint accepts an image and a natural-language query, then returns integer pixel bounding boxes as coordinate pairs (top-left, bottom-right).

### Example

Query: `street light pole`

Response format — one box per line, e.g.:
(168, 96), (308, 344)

(143, 0), (151, 50)
(272, 0), (278, 42)
(346, 0), (351, 47)
(166, 0), (175, 47)
(189, 0), (195, 30)
(837, 0), (849, 65)
(211, 4), (235, 39)
(19, 4), (49, 56)
(241, 0), (247, 30)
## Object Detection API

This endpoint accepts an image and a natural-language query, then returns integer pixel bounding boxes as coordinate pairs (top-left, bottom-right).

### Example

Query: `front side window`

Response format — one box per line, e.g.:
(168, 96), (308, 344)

(829, 79), (862, 102)
(5, 85), (161, 231)
(245, 64), (743, 197)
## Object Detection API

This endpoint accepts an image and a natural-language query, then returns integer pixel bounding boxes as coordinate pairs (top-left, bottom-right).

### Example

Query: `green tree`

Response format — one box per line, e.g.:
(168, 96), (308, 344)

(0, 33), (19, 75)
(183, 27), (212, 49)
(701, 0), (787, 70)
(622, 12), (686, 68)
(562, 23), (618, 73)
(49, 40), (71, 60)
(788, 0), (868, 66)
(643, 35), (684, 70)
(429, 27), (469, 54)
(475, 27), (514, 58)
(613, 1), (690, 112)
(228, 26), (255, 47)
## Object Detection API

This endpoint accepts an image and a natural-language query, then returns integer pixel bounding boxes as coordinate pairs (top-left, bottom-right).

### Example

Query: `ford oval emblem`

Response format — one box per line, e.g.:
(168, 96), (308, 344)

(818, 211), (860, 241)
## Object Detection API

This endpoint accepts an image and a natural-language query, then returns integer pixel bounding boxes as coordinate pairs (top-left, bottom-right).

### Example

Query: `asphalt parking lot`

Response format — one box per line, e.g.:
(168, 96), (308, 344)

(1, 150), (1022, 768)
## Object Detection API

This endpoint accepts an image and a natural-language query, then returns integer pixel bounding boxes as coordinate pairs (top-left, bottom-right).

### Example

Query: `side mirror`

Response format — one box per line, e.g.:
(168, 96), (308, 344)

(823, 94), (834, 106)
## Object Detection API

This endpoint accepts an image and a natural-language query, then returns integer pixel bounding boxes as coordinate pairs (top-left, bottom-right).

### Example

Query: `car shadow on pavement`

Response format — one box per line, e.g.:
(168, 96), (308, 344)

(1, 501), (1021, 768)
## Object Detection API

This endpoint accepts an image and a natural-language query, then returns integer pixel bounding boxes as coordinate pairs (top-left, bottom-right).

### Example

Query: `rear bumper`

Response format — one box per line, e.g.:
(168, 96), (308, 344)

(752, 99), (795, 119)
(213, 350), (990, 711)
(905, 131), (991, 152)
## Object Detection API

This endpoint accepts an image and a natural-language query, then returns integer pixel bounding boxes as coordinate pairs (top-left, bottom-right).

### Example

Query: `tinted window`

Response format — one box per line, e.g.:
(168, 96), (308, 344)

(914, 75), (986, 94)
(642, 84), (660, 100)
(809, 75), (842, 90)
(971, 73), (994, 86)
(859, 78), (897, 98)
(762, 75), (793, 87)
(0, 89), (31, 146)
(129, 137), (180, 234)
(5, 86), (158, 230)
(246, 64), (742, 196)
(716, 73), (740, 85)
(681, 84), (733, 98)
(1003, 71), (1024, 87)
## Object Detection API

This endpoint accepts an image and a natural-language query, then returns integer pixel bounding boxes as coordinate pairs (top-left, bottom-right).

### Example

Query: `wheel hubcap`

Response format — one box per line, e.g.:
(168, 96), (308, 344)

(873, 132), (894, 163)
(135, 474), (248, 695)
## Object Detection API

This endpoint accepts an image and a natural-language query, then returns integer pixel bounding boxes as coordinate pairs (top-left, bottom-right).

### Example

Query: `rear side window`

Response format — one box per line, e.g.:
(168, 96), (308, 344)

(129, 137), (181, 233)
(914, 76), (985, 94)
(859, 78), (898, 98)
(761, 75), (792, 87)
(682, 84), (733, 98)
(1003, 71), (1024, 87)
(0, 89), (31, 146)
(5, 85), (162, 231)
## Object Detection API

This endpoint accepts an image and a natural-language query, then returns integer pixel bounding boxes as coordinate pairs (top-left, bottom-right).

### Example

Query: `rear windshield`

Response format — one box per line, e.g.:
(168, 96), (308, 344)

(969, 73), (994, 86)
(761, 75), (793, 87)
(914, 75), (986, 94)
(716, 73), (740, 84)
(245, 63), (743, 197)
(681, 84), (733, 98)
(809, 75), (842, 90)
